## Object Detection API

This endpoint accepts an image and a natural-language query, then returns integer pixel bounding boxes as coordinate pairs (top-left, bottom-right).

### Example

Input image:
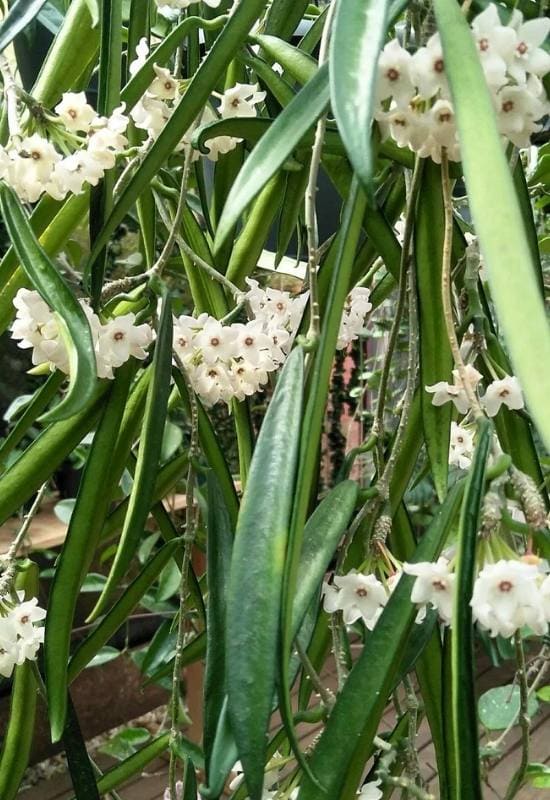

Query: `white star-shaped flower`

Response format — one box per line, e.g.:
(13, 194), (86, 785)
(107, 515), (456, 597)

(483, 375), (524, 417)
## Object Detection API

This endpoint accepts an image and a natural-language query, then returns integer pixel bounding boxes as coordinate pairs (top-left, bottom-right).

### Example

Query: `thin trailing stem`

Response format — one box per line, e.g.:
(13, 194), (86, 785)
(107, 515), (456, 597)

(0, 54), (22, 141)
(153, 134), (197, 279)
(440, 150), (484, 419)
(373, 157), (423, 476)
(295, 638), (335, 710)
(377, 248), (419, 502)
(304, 0), (336, 342)
(503, 634), (530, 800)
(154, 193), (242, 299)
(0, 483), (48, 595)
(329, 613), (348, 692)
(168, 356), (200, 798)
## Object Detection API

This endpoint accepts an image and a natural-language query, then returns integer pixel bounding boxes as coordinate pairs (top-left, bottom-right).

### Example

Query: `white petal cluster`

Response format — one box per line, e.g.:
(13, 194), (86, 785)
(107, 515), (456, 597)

(375, 9), (550, 162)
(173, 312), (285, 407)
(448, 421), (475, 470)
(472, 559), (550, 637)
(0, 96), (128, 203)
(336, 287), (372, 349)
(426, 366), (524, 419)
(130, 39), (265, 161)
(405, 557), (550, 637)
(11, 289), (153, 380)
(322, 570), (389, 629)
(0, 592), (46, 678)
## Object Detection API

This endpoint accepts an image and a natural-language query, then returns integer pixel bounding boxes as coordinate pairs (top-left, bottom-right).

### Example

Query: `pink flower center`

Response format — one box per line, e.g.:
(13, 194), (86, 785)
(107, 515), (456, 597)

(355, 587), (369, 598)
(479, 38), (490, 52)
(434, 58), (444, 74)
(386, 67), (400, 81)
(498, 580), (513, 593)
(114, 331), (125, 341)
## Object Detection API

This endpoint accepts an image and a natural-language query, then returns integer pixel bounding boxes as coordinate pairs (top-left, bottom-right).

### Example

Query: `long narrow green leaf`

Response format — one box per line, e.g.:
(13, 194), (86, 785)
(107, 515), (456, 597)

(329, 0), (390, 199)
(297, 482), (464, 800)
(45, 367), (133, 742)
(32, 0), (100, 106)
(264, 0), (309, 39)
(0, 185), (96, 422)
(87, 0), (270, 269)
(89, 291), (173, 619)
(415, 162), (453, 501)
(224, 347), (304, 800)
(67, 540), (180, 682)
(215, 65), (329, 250)
(279, 181), (367, 782)
(451, 418), (491, 799)
(88, 0), (123, 304)
(63, 696), (100, 799)
(0, 0), (47, 54)
(251, 34), (318, 84)
(434, 0), (550, 450)
(204, 473), (234, 778)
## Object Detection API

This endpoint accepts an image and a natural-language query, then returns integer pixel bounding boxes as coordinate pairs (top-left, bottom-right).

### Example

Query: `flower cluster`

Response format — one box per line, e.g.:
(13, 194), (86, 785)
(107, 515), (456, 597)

(336, 287), (373, 349)
(375, 8), (550, 162)
(12, 288), (153, 380)
(405, 557), (550, 637)
(130, 39), (265, 161)
(173, 278), (306, 407)
(426, 366), (524, 418)
(0, 94), (128, 203)
(448, 421), (475, 470)
(0, 592), (46, 678)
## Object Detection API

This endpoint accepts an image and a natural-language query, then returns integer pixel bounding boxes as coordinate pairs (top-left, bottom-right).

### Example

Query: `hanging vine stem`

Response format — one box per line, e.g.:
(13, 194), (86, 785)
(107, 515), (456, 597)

(168, 355), (200, 799)
(295, 638), (335, 710)
(0, 54), (22, 141)
(152, 133), (197, 279)
(503, 633), (530, 800)
(0, 482), (48, 596)
(440, 150), (484, 419)
(154, 194), (242, 299)
(372, 157), (423, 476)
(303, 0), (337, 343)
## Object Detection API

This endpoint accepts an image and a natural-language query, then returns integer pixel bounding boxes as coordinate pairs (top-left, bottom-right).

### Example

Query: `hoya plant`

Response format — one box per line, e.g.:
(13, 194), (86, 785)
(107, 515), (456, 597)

(0, 0), (549, 798)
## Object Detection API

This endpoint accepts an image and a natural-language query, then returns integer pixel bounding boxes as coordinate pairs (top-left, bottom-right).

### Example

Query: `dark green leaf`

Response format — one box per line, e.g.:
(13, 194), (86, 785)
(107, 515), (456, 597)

(450, 418), (492, 799)
(0, 0), (48, 54)
(224, 348), (304, 800)
(329, 0), (391, 199)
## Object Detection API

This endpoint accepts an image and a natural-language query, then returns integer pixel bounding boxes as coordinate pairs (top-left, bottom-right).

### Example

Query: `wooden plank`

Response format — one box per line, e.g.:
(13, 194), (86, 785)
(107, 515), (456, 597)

(0, 495), (189, 555)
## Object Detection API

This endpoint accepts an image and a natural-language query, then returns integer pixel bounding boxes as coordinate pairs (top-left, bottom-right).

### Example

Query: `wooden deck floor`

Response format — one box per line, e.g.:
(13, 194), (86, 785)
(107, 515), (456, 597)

(19, 646), (550, 800)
